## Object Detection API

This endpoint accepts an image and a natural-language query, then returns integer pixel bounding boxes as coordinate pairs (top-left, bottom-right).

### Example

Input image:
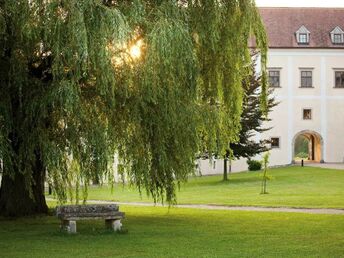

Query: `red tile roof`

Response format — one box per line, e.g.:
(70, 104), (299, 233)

(257, 7), (344, 48)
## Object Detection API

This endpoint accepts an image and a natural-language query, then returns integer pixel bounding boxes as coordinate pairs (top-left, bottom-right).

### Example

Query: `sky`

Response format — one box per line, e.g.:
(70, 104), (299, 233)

(256, 0), (344, 7)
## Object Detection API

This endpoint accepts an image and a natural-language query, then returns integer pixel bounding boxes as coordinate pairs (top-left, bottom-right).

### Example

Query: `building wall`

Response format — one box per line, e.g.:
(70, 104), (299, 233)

(263, 49), (344, 166)
(198, 48), (344, 176)
(197, 158), (249, 176)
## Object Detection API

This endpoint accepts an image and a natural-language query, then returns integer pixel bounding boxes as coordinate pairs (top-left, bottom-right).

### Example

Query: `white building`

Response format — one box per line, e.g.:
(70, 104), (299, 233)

(200, 7), (344, 175)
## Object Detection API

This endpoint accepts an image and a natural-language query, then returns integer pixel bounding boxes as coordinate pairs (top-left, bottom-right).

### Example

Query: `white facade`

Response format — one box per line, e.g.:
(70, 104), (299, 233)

(263, 48), (344, 166)
(197, 158), (249, 176)
(198, 8), (344, 175)
(199, 48), (344, 176)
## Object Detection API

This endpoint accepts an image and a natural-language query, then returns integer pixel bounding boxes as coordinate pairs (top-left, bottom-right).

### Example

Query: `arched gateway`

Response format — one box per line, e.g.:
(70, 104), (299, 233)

(292, 130), (324, 163)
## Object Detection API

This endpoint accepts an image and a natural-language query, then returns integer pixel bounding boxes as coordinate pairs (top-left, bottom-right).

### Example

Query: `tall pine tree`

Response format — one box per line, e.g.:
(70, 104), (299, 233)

(223, 60), (277, 181)
(0, 0), (267, 216)
(230, 63), (277, 159)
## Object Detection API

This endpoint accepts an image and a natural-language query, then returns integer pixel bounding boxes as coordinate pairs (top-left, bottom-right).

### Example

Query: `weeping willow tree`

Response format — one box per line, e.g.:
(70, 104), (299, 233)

(0, 0), (267, 216)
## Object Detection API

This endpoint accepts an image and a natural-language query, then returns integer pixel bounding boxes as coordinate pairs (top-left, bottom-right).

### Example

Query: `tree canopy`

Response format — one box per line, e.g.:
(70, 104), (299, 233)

(0, 0), (267, 216)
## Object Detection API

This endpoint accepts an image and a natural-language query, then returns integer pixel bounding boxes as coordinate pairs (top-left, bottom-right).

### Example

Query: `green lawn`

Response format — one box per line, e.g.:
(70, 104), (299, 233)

(1, 206), (344, 258)
(64, 166), (344, 209)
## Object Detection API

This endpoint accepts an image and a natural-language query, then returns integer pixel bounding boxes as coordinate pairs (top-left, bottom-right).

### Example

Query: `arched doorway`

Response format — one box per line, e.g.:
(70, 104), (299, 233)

(292, 130), (324, 163)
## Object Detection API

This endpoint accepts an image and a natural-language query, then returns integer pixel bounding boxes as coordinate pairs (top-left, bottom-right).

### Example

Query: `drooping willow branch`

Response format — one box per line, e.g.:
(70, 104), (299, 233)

(0, 0), (267, 206)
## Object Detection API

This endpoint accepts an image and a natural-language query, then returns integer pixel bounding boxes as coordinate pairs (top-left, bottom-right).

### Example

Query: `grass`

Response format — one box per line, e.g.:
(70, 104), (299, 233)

(61, 166), (344, 209)
(1, 205), (344, 257)
(3, 166), (344, 257)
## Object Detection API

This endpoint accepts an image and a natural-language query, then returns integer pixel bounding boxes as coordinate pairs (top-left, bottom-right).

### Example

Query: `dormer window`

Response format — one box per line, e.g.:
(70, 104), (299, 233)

(299, 33), (309, 44)
(296, 26), (310, 44)
(330, 26), (344, 44)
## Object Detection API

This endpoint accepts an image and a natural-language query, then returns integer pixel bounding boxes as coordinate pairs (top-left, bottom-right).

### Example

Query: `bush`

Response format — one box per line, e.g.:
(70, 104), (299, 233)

(296, 152), (308, 159)
(247, 159), (262, 171)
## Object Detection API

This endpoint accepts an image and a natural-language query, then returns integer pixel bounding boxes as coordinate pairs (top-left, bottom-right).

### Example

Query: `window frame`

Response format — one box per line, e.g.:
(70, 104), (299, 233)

(334, 70), (344, 88)
(268, 68), (282, 88)
(267, 67), (282, 89)
(302, 108), (312, 120)
(270, 137), (280, 149)
(298, 33), (309, 44)
(300, 70), (313, 88)
(333, 33), (344, 44)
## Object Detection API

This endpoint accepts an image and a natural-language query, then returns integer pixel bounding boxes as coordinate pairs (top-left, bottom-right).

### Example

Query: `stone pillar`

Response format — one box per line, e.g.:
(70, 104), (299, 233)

(69, 221), (77, 233)
(105, 219), (122, 232)
(61, 220), (77, 234)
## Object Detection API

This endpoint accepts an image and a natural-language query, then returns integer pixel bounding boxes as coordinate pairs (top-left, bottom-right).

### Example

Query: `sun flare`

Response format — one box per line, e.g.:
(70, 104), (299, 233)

(129, 39), (143, 59)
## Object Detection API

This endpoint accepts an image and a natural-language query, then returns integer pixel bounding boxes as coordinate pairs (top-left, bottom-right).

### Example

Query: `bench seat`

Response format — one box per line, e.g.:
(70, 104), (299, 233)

(56, 204), (125, 233)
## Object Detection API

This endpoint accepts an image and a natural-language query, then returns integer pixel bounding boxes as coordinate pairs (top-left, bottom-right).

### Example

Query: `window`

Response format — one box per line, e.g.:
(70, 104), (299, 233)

(268, 70), (280, 87)
(330, 26), (344, 44)
(300, 71), (312, 88)
(335, 71), (344, 88)
(270, 137), (280, 148)
(298, 33), (309, 44)
(333, 34), (344, 44)
(296, 26), (310, 45)
(303, 109), (312, 120)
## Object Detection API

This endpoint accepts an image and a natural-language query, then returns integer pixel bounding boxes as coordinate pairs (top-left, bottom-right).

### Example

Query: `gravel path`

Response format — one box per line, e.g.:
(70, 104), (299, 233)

(78, 199), (344, 215)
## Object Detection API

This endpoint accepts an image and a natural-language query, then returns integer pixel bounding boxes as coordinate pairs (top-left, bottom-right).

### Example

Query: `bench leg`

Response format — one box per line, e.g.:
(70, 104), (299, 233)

(61, 220), (77, 234)
(105, 219), (122, 232)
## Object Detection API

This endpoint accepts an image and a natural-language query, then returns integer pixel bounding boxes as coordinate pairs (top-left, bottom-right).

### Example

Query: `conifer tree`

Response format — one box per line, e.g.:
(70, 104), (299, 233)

(0, 0), (267, 216)
(223, 60), (277, 181)
(230, 63), (277, 159)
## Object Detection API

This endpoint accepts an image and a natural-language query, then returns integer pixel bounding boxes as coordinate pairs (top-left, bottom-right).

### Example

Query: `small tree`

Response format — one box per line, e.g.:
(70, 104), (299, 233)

(260, 152), (270, 194)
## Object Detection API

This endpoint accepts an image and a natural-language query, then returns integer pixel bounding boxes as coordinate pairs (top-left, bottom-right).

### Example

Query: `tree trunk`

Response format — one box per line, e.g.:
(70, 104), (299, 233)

(223, 150), (231, 181)
(0, 153), (48, 217)
(223, 157), (228, 181)
(0, 12), (48, 217)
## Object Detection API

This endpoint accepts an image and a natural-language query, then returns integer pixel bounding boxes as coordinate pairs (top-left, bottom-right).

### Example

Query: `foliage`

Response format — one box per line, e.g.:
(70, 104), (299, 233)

(260, 151), (270, 194)
(247, 159), (262, 171)
(296, 152), (308, 159)
(0, 0), (267, 214)
(294, 135), (309, 156)
(230, 58), (278, 160)
(222, 57), (277, 180)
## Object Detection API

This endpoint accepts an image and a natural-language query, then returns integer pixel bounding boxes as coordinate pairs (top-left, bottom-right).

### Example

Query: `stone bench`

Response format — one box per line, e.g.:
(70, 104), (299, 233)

(56, 204), (125, 233)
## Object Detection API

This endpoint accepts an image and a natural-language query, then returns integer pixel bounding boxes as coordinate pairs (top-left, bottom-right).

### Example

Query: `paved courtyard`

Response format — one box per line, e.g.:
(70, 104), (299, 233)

(304, 162), (344, 170)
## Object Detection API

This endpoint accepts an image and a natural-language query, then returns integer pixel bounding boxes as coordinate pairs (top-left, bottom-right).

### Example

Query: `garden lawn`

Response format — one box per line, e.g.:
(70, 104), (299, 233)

(67, 166), (344, 209)
(1, 206), (344, 258)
